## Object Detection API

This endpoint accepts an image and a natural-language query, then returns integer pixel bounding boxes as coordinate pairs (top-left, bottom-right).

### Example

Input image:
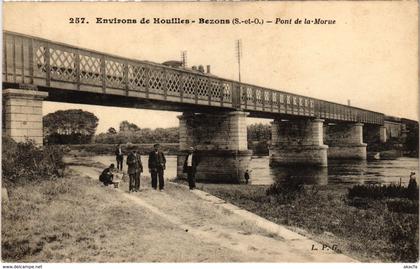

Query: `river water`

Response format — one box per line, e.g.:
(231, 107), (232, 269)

(90, 155), (419, 186)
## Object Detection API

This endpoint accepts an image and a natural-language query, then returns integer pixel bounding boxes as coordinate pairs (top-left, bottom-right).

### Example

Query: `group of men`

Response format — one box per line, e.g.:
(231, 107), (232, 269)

(100, 143), (199, 191)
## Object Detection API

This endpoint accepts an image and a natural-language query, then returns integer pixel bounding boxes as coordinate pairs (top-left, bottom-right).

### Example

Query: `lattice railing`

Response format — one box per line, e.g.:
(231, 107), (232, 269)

(183, 74), (196, 98)
(34, 43), (46, 75)
(80, 53), (101, 85)
(105, 59), (124, 88)
(3, 31), (386, 125)
(166, 71), (181, 96)
(209, 79), (222, 101)
(128, 65), (148, 90)
(149, 68), (165, 94)
(49, 47), (77, 81)
(196, 76), (208, 100)
(222, 82), (232, 101)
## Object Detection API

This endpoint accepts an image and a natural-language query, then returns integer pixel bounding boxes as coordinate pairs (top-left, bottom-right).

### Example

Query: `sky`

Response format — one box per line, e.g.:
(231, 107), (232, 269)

(3, 2), (418, 133)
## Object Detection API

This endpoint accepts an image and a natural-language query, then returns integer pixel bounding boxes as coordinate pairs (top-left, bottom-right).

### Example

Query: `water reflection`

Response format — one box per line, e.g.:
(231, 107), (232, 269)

(251, 156), (419, 186)
(328, 159), (368, 185)
(269, 166), (328, 185)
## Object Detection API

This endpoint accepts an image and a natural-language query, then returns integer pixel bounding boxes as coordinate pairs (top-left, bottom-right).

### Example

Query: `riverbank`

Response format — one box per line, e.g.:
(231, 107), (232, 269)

(2, 169), (260, 262)
(194, 182), (419, 262)
(2, 161), (354, 262)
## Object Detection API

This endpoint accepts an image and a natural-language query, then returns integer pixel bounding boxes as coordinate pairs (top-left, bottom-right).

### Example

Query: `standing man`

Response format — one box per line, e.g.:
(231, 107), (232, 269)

(148, 144), (166, 191)
(244, 169), (251, 185)
(115, 143), (124, 171)
(127, 149), (142, 192)
(408, 172), (418, 199)
(134, 152), (143, 191)
(183, 147), (199, 190)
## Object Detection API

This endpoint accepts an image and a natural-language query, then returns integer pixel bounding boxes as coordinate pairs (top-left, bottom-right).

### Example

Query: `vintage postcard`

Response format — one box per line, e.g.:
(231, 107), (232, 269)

(1, 1), (419, 267)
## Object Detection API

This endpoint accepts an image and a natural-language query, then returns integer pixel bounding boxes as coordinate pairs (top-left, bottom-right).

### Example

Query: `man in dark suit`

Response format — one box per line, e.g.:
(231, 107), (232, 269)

(148, 144), (166, 191)
(115, 143), (124, 171)
(127, 149), (143, 192)
(183, 147), (199, 190)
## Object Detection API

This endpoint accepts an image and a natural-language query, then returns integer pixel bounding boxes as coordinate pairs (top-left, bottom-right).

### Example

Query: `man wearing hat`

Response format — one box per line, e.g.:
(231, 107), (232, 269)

(127, 149), (143, 192)
(148, 144), (166, 191)
(183, 147), (200, 190)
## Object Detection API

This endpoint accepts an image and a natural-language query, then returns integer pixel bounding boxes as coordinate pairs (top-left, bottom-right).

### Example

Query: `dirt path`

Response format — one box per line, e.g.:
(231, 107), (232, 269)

(70, 163), (357, 262)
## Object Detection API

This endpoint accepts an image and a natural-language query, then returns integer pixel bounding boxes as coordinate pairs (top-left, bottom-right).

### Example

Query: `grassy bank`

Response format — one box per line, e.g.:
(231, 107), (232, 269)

(196, 183), (419, 262)
(4, 169), (246, 262)
(2, 170), (149, 262)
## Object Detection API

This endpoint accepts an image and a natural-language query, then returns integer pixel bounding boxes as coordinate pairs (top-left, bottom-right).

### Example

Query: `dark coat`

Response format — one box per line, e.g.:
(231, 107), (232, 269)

(127, 152), (143, 175)
(99, 167), (113, 183)
(148, 150), (166, 171)
(183, 153), (199, 173)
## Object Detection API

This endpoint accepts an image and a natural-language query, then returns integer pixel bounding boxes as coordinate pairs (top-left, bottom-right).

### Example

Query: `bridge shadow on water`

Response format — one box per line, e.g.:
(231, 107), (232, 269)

(268, 159), (388, 186)
(256, 157), (419, 186)
(250, 156), (418, 186)
(269, 165), (329, 186)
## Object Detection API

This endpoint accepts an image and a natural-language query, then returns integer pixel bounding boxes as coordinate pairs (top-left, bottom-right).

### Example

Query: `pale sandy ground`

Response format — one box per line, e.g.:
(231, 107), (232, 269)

(69, 160), (357, 263)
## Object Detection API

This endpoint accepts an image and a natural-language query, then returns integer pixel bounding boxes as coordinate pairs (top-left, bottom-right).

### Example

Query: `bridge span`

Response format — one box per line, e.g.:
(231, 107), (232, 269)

(2, 31), (394, 183)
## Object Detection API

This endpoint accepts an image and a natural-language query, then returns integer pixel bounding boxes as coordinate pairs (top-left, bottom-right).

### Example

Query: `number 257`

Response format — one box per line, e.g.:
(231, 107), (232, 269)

(69, 17), (87, 24)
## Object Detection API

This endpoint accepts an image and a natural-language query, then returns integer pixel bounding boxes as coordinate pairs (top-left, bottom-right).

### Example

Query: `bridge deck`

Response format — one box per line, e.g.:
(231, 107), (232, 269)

(2, 31), (384, 125)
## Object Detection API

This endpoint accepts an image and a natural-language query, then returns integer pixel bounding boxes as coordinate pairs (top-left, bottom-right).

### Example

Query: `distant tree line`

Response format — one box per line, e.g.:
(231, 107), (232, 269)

(95, 124), (179, 144)
(96, 122), (273, 145)
(247, 123), (271, 141)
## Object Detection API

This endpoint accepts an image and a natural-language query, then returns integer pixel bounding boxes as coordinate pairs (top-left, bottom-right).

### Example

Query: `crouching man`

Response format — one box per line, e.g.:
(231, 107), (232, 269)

(99, 164), (116, 186)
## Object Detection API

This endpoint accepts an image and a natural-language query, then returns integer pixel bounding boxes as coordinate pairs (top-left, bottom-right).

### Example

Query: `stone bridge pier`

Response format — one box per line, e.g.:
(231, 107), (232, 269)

(2, 89), (48, 145)
(269, 118), (328, 167)
(324, 123), (367, 159)
(363, 124), (387, 144)
(177, 111), (252, 183)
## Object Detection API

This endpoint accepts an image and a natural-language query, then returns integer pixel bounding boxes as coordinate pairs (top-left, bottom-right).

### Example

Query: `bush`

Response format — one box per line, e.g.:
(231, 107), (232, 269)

(387, 199), (419, 214)
(384, 213), (419, 262)
(248, 141), (269, 156)
(348, 184), (419, 200)
(266, 177), (305, 203)
(2, 136), (65, 185)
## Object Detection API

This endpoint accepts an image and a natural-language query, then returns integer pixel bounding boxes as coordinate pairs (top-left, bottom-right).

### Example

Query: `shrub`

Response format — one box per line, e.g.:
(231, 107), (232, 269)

(266, 177), (305, 203)
(384, 213), (419, 262)
(348, 184), (419, 200)
(2, 136), (65, 185)
(387, 199), (419, 214)
(248, 141), (269, 156)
